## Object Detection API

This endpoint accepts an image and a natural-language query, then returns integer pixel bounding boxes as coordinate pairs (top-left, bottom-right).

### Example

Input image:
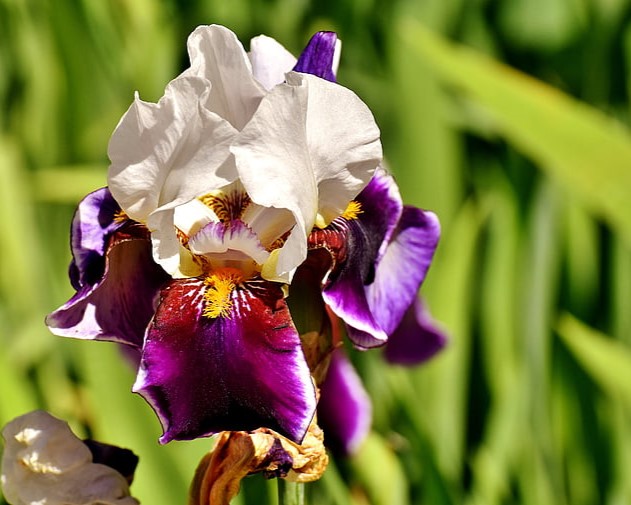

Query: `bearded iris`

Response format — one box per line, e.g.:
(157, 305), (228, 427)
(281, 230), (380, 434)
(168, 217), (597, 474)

(46, 26), (443, 451)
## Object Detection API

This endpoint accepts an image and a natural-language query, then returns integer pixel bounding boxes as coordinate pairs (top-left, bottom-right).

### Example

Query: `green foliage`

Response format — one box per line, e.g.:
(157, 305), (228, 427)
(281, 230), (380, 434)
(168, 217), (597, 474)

(2, 0), (631, 503)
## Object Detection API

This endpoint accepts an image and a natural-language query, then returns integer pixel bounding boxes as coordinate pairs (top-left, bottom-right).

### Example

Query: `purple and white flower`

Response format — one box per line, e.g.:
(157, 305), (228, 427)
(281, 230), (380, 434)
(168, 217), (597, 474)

(46, 27), (443, 450)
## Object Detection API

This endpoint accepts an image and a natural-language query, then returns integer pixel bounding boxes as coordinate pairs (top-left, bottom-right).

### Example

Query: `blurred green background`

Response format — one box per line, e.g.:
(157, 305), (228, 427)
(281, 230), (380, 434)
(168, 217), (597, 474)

(2, 0), (631, 504)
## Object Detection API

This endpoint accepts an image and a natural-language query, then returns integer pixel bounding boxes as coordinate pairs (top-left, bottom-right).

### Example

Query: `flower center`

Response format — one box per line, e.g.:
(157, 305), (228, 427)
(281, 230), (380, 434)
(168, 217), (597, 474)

(314, 200), (363, 229)
(202, 267), (245, 319)
(341, 200), (363, 221)
(113, 210), (129, 223)
(199, 191), (251, 223)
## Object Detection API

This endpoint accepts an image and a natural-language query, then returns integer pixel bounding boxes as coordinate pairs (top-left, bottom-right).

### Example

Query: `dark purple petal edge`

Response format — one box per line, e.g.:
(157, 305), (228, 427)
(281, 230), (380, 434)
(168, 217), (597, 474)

(69, 187), (123, 289)
(384, 297), (447, 365)
(293, 32), (338, 83)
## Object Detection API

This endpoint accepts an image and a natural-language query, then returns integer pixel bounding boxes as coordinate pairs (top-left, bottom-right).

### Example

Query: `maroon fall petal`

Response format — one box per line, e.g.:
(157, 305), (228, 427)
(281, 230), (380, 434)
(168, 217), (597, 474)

(134, 278), (317, 444)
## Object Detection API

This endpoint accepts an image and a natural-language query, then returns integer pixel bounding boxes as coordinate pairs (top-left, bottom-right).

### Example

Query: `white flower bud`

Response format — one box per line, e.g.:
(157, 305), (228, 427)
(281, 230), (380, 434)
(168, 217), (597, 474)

(1, 411), (139, 505)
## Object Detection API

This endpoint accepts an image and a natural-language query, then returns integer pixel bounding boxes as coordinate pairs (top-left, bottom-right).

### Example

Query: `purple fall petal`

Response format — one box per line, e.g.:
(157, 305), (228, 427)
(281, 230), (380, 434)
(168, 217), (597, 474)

(355, 169), (404, 268)
(317, 220), (387, 348)
(46, 228), (169, 348)
(135, 278), (317, 444)
(293, 32), (338, 82)
(69, 188), (124, 289)
(366, 206), (440, 336)
(318, 348), (371, 455)
(308, 171), (441, 350)
(384, 298), (447, 365)
(315, 171), (403, 348)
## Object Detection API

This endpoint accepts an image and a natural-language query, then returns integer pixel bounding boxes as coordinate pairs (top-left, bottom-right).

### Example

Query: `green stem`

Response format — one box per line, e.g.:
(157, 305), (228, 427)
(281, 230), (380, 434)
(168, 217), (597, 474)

(278, 479), (305, 505)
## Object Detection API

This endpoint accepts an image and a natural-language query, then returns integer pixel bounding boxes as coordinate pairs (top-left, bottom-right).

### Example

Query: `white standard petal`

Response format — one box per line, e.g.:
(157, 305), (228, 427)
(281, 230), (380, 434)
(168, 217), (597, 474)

(147, 206), (187, 277)
(291, 71), (382, 225)
(231, 76), (315, 280)
(184, 25), (266, 130)
(173, 198), (220, 237)
(108, 75), (238, 223)
(241, 202), (295, 249)
(248, 34), (297, 90)
(232, 73), (382, 280)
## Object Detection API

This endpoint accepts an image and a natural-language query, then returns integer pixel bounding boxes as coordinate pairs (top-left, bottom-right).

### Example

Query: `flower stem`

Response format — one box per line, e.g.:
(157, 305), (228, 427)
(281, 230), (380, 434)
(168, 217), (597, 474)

(278, 479), (305, 505)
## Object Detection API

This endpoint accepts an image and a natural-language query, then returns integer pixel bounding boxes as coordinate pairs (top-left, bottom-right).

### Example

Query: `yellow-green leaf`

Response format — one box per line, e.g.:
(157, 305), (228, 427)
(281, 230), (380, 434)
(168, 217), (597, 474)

(558, 314), (631, 406)
(401, 20), (631, 247)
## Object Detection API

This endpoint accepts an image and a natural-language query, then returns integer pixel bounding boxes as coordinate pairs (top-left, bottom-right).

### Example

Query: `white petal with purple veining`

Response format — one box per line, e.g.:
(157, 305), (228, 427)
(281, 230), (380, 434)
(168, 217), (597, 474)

(241, 202), (295, 249)
(173, 198), (219, 236)
(189, 220), (270, 265)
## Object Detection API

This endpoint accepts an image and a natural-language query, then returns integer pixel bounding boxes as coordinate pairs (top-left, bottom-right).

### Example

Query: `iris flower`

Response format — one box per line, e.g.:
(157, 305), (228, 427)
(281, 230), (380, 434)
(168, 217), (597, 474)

(46, 26), (379, 444)
(46, 26), (443, 451)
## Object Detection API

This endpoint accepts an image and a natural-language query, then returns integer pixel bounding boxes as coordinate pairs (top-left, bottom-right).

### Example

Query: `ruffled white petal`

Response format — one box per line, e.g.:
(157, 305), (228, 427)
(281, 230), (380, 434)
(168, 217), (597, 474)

(241, 202), (295, 248)
(295, 72), (382, 224)
(107, 25), (382, 283)
(231, 75), (315, 279)
(147, 206), (185, 276)
(108, 76), (238, 223)
(249, 34), (297, 90)
(173, 198), (220, 235)
(146, 203), (205, 278)
(184, 25), (266, 129)
(232, 72), (382, 279)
